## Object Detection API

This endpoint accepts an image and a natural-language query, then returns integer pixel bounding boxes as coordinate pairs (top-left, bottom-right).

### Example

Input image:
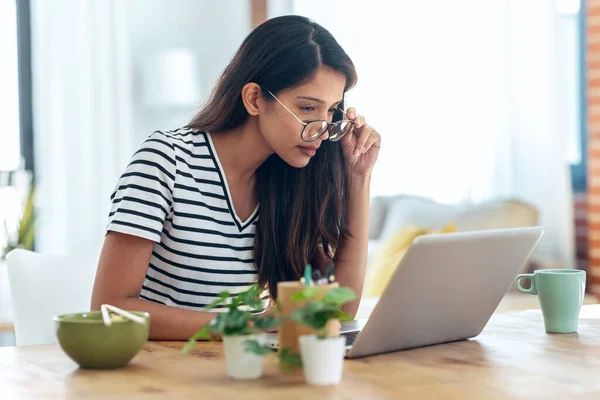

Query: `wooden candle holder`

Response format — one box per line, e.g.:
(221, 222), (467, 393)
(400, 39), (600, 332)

(277, 281), (340, 354)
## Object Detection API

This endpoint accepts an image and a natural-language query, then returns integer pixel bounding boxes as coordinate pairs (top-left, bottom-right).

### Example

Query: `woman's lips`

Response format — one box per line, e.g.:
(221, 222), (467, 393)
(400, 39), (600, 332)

(298, 145), (318, 157)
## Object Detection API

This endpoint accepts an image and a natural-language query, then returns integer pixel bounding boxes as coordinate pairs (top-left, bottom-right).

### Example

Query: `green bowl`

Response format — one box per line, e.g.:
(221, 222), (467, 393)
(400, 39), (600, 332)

(54, 311), (150, 369)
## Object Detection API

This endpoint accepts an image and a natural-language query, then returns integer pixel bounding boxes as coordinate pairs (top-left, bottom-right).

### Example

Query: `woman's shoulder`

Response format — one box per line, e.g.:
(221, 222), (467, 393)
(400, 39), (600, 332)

(149, 127), (208, 147)
(142, 128), (213, 164)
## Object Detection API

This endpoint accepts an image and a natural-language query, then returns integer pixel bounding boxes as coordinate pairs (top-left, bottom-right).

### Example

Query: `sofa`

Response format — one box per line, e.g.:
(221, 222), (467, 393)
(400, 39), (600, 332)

(366, 195), (541, 292)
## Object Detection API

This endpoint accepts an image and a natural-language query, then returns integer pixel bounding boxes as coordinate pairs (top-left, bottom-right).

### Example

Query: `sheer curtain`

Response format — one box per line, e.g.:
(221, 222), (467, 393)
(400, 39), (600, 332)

(287, 0), (575, 268)
(0, 0), (22, 250)
(0, 0), (20, 172)
(31, 0), (136, 254)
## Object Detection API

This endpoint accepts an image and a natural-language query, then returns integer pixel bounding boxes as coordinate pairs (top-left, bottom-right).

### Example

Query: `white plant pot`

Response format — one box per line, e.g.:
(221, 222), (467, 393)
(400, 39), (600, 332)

(299, 334), (346, 386)
(222, 333), (265, 380)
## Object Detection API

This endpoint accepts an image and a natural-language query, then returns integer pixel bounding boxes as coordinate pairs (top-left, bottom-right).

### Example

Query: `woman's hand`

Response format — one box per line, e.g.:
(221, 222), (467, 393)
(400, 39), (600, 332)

(340, 107), (381, 178)
(259, 298), (279, 333)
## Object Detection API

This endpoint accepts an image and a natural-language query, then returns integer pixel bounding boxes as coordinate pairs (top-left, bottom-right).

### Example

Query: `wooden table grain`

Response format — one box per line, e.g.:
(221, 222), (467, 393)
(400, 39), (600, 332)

(2, 306), (600, 399)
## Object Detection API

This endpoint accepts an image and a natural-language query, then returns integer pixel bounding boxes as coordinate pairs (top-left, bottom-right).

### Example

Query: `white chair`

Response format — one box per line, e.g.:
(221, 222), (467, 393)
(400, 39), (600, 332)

(6, 248), (100, 346)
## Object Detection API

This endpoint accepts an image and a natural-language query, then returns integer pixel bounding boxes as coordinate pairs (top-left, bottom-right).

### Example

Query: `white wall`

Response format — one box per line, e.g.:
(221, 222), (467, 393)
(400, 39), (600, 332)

(127, 0), (251, 139)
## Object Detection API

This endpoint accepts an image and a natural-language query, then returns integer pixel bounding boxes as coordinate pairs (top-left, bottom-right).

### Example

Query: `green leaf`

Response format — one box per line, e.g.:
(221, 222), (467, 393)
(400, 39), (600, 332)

(291, 287), (323, 302)
(224, 326), (252, 336)
(253, 315), (282, 331)
(310, 312), (331, 329)
(290, 309), (305, 324)
(181, 340), (196, 355)
(316, 328), (329, 340)
(316, 302), (339, 313)
(279, 347), (303, 368)
(243, 339), (275, 356)
(206, 296), (229, 310)
(210, 314), (227, 334)
(240, 285), (264, 310)
(276, 347), (303, 374)
(322, 287), (357, 306)
(337, 311), (354, 322)
(19, 221), (35, 252)
(291, 308), (330, 330)
(181, 326), (212, 354)
(245, 300), (264, 311)
(291, 296), (354, 331)
(225, 309), (251, 330)
(17, 185), (35, 250)
(193, 325), (213, 340)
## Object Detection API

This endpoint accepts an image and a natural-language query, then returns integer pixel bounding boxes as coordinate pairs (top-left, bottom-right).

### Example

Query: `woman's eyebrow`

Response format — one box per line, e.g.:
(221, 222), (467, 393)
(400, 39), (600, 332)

(296, 96), (343, 107)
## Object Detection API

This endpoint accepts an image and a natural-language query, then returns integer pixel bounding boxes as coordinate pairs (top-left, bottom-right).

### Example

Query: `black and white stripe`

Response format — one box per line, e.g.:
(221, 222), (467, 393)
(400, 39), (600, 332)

(106, 129), (264, 311)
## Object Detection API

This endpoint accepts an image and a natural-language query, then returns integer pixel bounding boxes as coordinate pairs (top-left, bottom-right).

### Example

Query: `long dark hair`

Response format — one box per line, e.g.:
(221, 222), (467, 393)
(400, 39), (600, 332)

(187, 15), (357, 298)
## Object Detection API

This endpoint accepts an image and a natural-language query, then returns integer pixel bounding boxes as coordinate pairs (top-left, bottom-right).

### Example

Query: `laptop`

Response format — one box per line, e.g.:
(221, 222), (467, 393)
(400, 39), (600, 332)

(265, 226), (544, 358)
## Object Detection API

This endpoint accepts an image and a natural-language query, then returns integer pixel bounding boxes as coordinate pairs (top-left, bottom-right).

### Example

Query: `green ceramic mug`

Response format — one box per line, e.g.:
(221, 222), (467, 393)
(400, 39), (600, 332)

(515, 269), (586, 333)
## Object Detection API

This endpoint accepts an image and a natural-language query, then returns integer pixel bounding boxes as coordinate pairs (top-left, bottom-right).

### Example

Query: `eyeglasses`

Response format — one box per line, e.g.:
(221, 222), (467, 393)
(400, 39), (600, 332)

(263, 88), (354, 143)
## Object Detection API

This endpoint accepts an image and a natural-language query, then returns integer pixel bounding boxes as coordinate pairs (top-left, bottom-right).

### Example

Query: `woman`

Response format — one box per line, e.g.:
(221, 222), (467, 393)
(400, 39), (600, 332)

(91, 15), (381, 340)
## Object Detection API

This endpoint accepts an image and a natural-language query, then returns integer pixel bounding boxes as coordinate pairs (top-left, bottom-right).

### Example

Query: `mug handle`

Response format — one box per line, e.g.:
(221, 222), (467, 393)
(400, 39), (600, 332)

(515, 274), (537, 295)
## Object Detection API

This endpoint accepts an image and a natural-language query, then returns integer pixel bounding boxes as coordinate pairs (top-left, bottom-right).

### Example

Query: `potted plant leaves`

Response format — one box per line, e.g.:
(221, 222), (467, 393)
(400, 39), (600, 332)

(181, 285), (301, 379)
(1, 184), (35, 260)
(290, 286), (357, 385)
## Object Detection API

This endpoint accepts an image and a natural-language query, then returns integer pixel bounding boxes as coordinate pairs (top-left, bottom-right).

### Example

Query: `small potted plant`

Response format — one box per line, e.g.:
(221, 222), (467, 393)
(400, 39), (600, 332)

(181, 285), (301, 379)
(291, 286), (357, 386)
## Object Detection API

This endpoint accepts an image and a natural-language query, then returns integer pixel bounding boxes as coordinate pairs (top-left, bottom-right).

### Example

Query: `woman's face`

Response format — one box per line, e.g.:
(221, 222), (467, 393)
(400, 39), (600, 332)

(258, 66), (347, 168)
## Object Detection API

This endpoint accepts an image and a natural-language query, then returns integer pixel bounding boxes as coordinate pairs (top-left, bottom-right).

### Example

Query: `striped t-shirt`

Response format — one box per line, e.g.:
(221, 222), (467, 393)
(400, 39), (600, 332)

(106, 128), (263, 311)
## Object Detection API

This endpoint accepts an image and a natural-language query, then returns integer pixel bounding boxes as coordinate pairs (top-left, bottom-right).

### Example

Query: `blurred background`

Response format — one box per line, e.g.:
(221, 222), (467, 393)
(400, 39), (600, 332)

(0, 0), (595, 342)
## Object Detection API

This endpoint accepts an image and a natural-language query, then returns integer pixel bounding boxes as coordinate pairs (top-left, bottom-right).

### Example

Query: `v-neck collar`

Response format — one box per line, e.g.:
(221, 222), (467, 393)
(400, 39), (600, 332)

(204, 132), (259, 231)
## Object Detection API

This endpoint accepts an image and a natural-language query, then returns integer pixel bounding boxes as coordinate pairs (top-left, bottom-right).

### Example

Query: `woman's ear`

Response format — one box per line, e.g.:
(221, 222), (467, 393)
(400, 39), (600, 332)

(241, 83), (261, 116)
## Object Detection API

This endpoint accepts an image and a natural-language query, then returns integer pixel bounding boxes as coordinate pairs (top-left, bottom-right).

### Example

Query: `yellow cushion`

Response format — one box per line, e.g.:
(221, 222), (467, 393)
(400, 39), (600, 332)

(363, 223), (457, 297)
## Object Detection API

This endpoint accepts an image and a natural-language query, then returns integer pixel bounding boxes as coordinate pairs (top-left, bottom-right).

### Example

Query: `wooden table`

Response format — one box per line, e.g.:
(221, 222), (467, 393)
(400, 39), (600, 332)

(2, 306), (600, 399)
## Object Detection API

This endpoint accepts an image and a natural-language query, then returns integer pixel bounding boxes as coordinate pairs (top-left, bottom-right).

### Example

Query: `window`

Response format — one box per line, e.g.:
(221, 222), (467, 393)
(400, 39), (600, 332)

(1, 0), (33, 253)
(0, 0), (20, 172)
(570, 1), (587, 192)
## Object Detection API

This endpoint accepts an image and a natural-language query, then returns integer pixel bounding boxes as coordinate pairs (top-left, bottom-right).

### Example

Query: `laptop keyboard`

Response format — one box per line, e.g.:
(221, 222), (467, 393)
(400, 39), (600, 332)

(342, 330), (361, 346)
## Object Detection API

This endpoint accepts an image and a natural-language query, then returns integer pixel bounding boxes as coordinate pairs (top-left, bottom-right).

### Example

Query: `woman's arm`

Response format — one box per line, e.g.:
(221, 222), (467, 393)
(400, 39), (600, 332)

(333, 173), (371, 318)
(334, 104), (381, 318)
(91, 231), (219, 341)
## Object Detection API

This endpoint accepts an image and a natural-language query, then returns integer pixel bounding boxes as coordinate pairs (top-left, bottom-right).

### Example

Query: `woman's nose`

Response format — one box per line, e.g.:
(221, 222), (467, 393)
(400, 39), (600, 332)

(321, 126), (330, 141)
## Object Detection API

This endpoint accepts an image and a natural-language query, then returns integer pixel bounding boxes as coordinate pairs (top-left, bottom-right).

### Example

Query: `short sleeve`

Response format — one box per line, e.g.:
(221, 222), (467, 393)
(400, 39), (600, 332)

(106, 131), (176, 242)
